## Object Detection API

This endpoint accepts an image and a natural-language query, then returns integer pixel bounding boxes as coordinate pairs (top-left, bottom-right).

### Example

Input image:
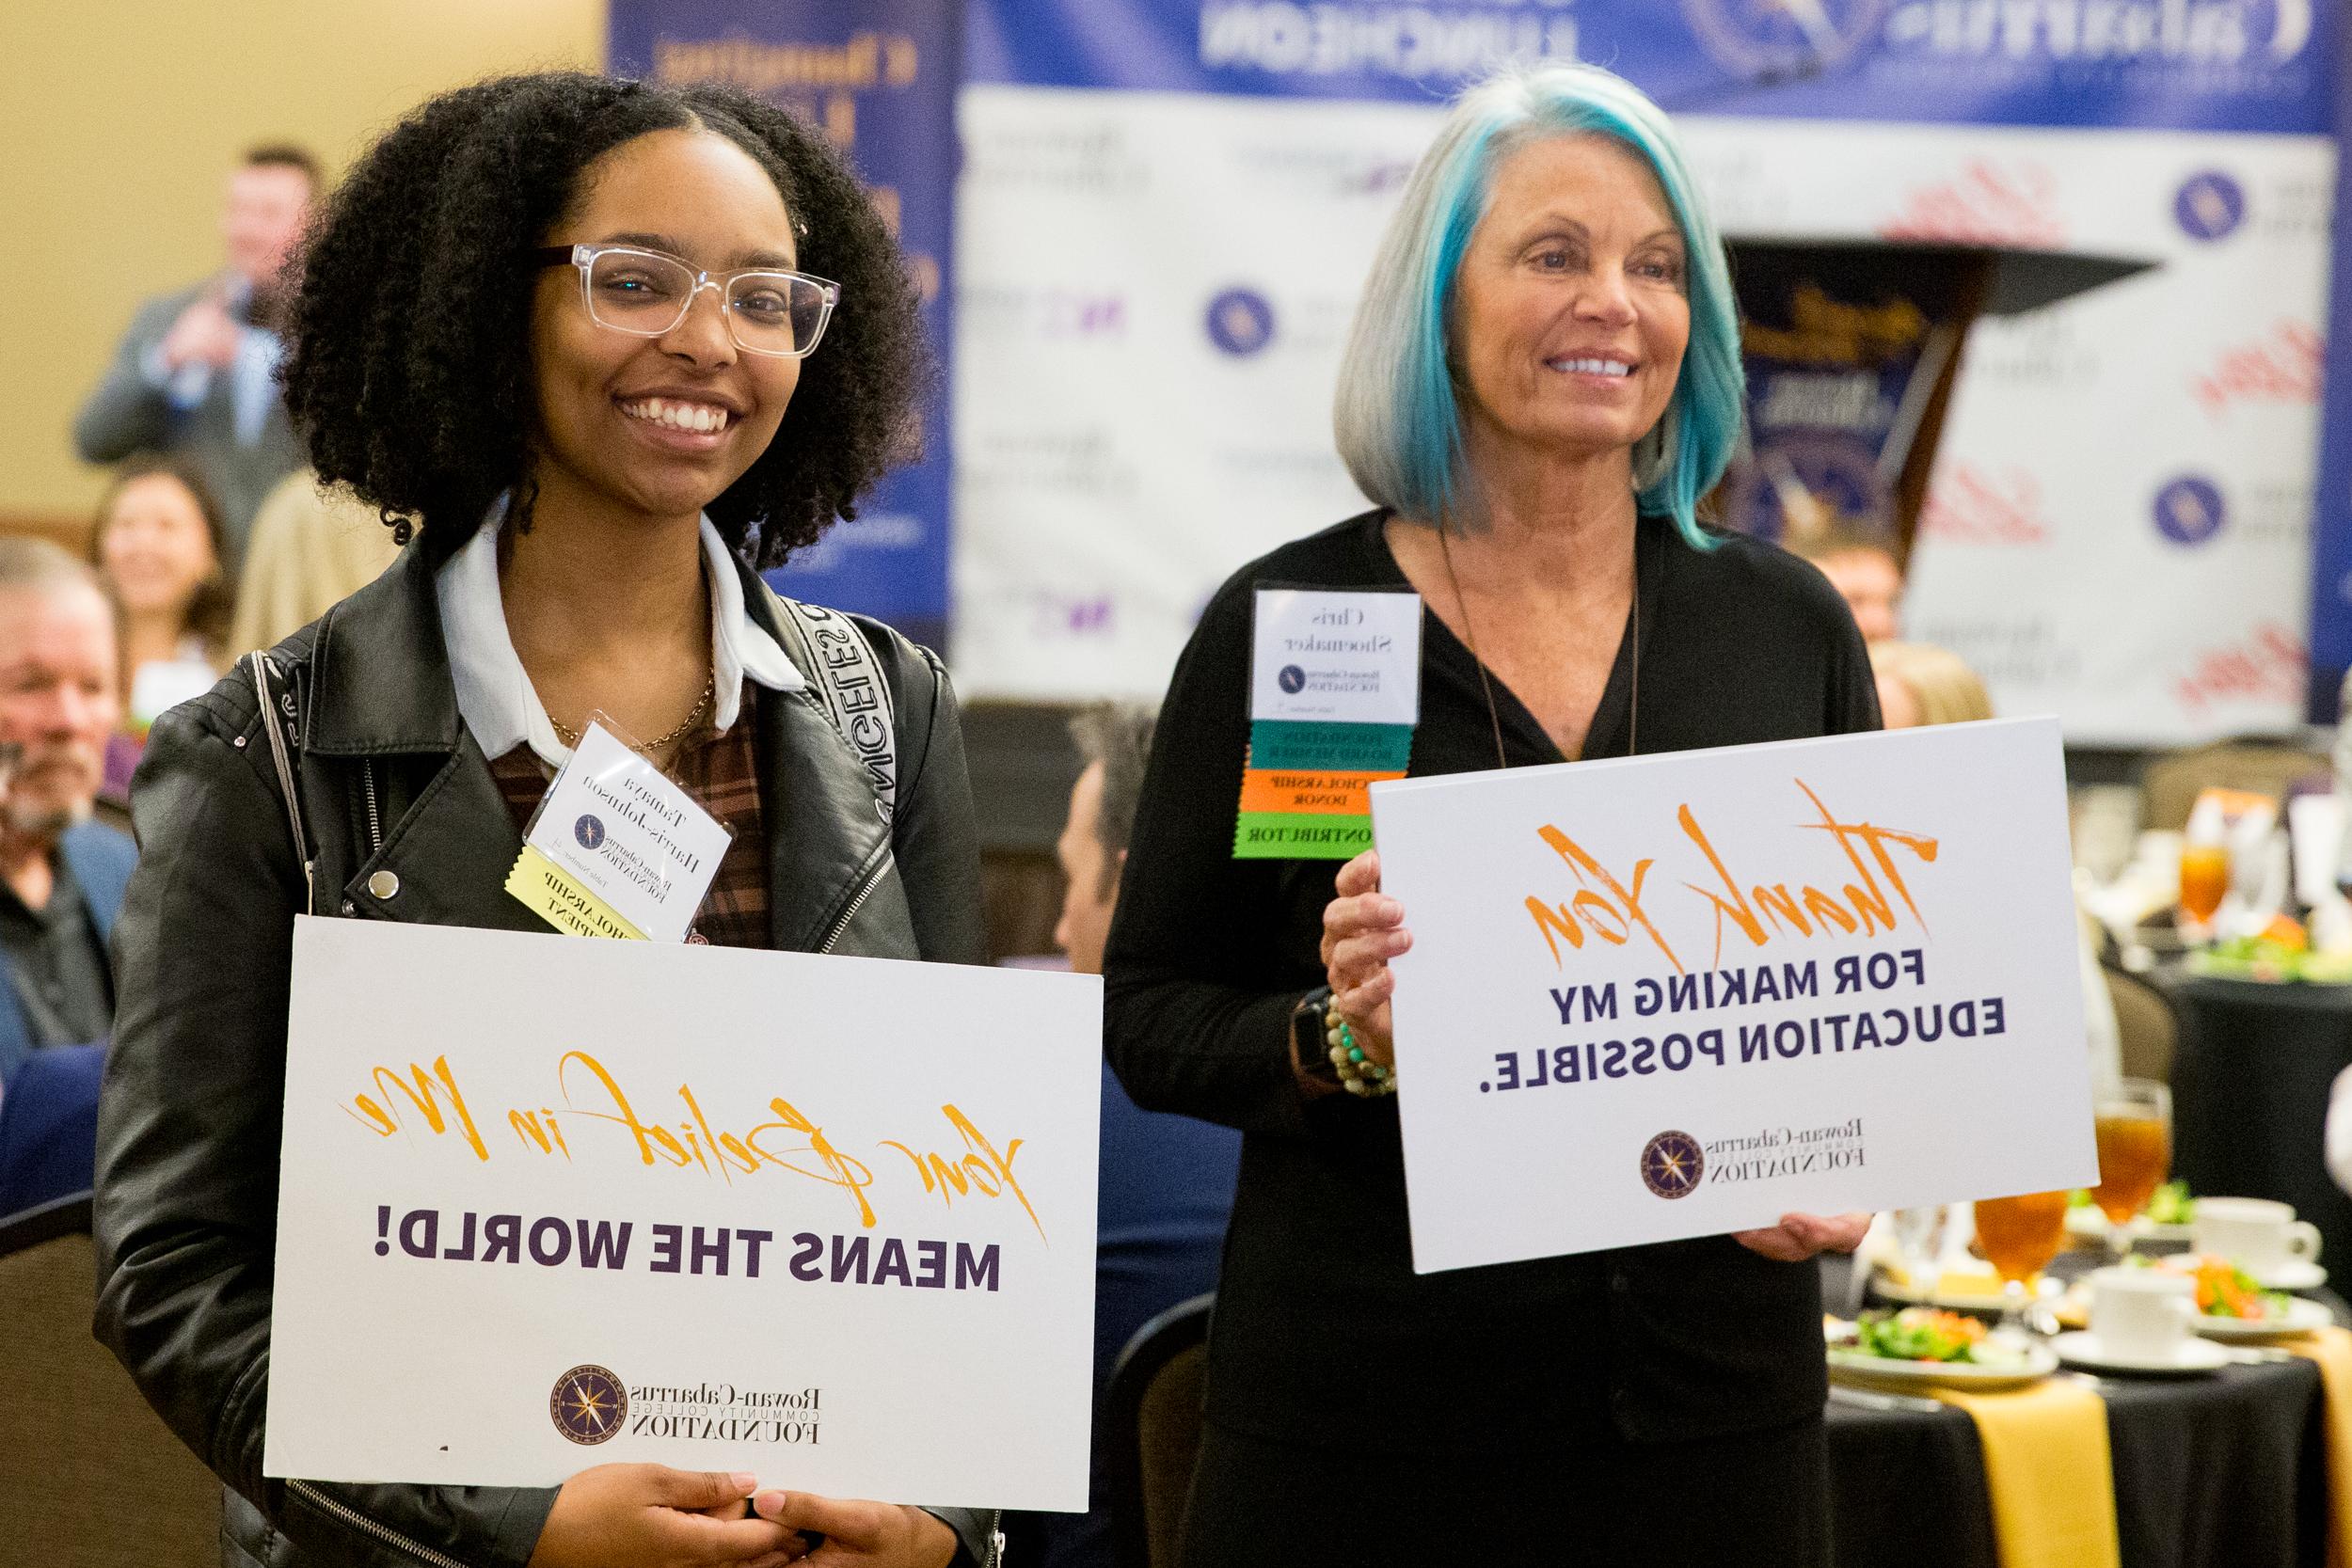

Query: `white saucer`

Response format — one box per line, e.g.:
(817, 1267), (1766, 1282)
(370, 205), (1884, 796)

(1827, 1340), (2058, 1392)
(2053, 1331), (2230, 1375)
(2064, 1207), (2194, 1245)
(2195, 1297), (2334, 1341)
(2249, 1260), (2329, 1292)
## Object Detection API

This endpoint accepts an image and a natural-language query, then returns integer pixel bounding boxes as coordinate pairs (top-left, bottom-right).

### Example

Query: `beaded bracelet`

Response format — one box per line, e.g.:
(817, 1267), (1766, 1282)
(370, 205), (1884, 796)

(1326, 1011), (1397, 1098)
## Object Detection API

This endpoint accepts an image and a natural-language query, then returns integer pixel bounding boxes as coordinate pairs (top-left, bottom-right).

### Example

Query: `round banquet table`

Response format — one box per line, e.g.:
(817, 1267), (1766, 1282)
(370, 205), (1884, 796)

(2166, 974), (2352, 1277)
(1820, 1253), (2334, 1568)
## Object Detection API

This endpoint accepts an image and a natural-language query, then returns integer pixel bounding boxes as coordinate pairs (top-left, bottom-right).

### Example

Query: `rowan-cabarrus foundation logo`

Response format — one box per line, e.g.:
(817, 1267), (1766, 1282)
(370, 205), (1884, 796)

(549, 1364), (628, 1445)
(1640, 1131), (1706, 1199)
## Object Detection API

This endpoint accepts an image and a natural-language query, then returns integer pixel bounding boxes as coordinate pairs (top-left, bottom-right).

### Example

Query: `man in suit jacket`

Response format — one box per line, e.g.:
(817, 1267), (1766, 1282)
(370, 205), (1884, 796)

(72, 146), (318, 562)
(0, 541), (135, 1087)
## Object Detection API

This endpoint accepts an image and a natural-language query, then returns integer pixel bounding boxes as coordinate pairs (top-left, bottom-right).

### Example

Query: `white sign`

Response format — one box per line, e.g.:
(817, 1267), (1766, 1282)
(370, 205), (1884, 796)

(264, 918), (1101, 1509)
(1249, 588), (1422, 724)
(528, 721), (732, 942)
(1369, 719), (2097, 1275)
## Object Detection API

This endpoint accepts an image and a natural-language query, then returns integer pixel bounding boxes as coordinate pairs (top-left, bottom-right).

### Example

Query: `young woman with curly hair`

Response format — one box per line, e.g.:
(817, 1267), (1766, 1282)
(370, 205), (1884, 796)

(94, 73), (988, 1568)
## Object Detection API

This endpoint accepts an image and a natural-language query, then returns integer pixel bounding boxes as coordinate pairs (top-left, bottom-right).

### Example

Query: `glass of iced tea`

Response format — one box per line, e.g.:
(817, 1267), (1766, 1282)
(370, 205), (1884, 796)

(2179, 842), (2230, 935)
(2091, 1077), (2172, 1262)
(1974, 1190), (2070, 1329)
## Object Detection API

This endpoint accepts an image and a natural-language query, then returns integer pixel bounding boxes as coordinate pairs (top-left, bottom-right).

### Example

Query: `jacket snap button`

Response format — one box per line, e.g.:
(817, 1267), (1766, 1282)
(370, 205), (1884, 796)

(367, 870), (401, 901)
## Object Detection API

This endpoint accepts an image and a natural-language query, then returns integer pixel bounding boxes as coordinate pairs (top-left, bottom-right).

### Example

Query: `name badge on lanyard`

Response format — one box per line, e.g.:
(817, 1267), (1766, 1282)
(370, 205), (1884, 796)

(504, 720), (733, 941)
(1235, 588), (1422, 860)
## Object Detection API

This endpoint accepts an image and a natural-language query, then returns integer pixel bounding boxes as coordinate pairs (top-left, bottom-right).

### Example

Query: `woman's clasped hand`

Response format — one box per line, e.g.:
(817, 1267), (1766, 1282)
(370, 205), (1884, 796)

(525, 1465), (958, 1568)
(1318, 847), (1867, 1262)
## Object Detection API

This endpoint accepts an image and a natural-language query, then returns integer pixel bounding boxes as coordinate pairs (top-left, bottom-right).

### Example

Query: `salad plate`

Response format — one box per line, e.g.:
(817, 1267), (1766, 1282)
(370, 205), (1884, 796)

(1828, 1308), (2058, 1392)
(2194, 1297), (2333, 1341)
(2064, 1209), (2193, 1245)
(2053, 1331), (2229, 1375)
(1871, 1273), (2042, 1314)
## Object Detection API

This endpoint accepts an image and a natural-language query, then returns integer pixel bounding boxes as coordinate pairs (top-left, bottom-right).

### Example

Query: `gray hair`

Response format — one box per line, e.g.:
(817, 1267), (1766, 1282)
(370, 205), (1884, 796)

(1069, 702), (1157, 895)
(0, 537), (107, 601)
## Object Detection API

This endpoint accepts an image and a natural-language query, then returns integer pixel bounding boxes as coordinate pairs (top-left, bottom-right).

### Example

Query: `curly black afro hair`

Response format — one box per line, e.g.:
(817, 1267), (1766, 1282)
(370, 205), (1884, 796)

(280, 72), (926, 569)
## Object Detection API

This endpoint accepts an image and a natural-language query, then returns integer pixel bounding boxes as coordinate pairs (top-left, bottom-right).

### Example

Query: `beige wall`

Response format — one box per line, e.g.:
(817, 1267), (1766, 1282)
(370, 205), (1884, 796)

(0, 0), (605, 530)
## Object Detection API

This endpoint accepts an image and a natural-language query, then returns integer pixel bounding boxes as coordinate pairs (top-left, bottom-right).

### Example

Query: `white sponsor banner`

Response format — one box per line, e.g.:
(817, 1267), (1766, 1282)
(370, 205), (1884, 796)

(1368, 719), (2096, 1274)
(264, 918), (1099, 1509)
(953, 83), (2328, 745)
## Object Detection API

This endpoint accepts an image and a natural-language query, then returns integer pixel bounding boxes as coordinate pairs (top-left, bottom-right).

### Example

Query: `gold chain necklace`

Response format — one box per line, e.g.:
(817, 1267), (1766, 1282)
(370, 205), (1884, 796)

(1435, 521), (1641, 768)
(547, 671), (716, 752)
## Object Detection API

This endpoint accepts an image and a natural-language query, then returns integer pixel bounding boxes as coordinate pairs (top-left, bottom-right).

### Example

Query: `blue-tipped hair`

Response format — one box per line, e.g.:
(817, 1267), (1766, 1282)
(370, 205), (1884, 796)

(1333, 62), (1741, 548)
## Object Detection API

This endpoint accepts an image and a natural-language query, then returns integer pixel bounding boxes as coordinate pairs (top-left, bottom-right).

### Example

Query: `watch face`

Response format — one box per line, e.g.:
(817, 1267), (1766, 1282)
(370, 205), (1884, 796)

(1684, 0), (1890, 79)
(1640, 1130), (1707, 1199)
(548, 1364), (628, 1445)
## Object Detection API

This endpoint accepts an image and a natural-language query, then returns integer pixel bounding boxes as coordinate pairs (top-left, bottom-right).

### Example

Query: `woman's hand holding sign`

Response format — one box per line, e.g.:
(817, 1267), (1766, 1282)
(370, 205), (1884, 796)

(1320, 849), (1407, 1074)
(1321, 851), (1868, 1261)
(529, 1465), (805, 1568)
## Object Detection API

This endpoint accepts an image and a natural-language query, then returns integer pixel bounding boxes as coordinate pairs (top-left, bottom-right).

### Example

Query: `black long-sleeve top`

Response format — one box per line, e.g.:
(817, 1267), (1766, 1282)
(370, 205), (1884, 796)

(1104, 509), (1882, 1453)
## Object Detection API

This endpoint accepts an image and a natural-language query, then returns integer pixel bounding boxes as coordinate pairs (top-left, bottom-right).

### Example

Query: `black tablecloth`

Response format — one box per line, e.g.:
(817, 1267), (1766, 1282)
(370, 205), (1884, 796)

(2168, 975), (2352, 1278)
(1828, 1359), (2326, 1568)
(1822, 1251), (2334, 1568)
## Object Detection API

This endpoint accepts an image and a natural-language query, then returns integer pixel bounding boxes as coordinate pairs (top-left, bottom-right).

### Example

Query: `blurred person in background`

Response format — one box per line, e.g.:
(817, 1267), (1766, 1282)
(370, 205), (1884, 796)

(96, 72), (988, 1568)
(1002, 703), (1239, 1568)
(73, 145), (320, 559)
(87, 458), (230, 800)
(228, 469), (403, 655)
(1788, 523), (1904, 642)
(0, 541), (133, 1090)
(1869, 638), (1991, 729)
(1107, 63), (1873, 1567)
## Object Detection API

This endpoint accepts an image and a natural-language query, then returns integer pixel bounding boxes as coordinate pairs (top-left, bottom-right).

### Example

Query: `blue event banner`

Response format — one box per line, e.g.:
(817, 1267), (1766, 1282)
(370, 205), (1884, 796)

(611, 0), (959, 652)
(967, 0), (2329, 135)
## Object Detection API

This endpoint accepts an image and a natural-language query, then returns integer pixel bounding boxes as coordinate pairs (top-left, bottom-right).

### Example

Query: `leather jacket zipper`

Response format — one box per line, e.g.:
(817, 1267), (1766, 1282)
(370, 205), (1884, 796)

(362, 761), (384, 855)
(817, 846), (889, 955)
(287, 1481), (470, 1568)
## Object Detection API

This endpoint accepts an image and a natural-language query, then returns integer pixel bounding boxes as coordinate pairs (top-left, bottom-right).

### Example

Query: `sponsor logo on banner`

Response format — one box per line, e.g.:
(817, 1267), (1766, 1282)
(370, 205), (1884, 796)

(573, 816), (606, 851)
(1682, 0), (1890, 77)
(1918, 464), (2050, 546)
(2192, 320), (2322, 417)
(1639, 1130), (1706, 1199)
(2153, 475), (2229, 546)
(1880, 160), (2066, 245)
(2174, 621), (2308, 714)
(1703, 1119), (1869, 1184)
(1205, 287), (1278, 356)
(2175, 169), (2248, 239)
(549, 1364), (628, 1446)
(1278, 664), (1307, 693)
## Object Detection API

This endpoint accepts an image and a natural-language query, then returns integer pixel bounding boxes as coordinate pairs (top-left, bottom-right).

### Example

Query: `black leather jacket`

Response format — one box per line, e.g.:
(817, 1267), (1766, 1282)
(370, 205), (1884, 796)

(93, 542), (995, 1568)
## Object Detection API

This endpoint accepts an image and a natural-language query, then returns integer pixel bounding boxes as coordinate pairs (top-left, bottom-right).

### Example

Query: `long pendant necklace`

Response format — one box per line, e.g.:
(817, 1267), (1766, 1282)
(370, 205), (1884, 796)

(1436, 522), (1642, 769)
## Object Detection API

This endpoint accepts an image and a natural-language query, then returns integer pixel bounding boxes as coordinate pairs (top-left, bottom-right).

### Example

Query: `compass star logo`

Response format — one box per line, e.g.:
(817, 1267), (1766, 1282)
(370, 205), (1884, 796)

(549, 1364), (628, 1445)
(1640, 1131), (1707, 1199)
(1684, 0), (1890, 80)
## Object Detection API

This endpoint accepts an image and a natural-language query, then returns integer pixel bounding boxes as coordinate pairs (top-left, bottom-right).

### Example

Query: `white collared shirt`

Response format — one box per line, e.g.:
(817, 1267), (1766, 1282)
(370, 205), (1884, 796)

(437, 501), (805, 769)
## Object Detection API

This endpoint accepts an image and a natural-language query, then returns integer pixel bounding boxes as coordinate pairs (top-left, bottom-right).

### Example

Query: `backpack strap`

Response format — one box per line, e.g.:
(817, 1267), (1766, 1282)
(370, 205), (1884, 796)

(244, 649), (316, 916)
(764, 589), (898, 825)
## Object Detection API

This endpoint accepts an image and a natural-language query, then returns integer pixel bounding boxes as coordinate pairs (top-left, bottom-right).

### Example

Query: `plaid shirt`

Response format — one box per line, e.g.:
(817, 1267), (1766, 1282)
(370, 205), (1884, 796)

(487, 684), (771, 948)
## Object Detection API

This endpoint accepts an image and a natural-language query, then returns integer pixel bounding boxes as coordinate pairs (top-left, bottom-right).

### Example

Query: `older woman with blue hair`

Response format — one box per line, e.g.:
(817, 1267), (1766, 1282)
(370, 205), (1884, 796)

(1104, 63), (1879, 1564)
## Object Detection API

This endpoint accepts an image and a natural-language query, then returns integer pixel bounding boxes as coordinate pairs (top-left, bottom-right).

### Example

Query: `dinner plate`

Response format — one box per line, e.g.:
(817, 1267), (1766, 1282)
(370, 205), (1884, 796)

(1826, 1340), (2058, 1393)
(2194, 1297), (2334, 1340)
(1872, 1273), (2044, 1314)
(2250, 1260), (2328, 1292)
(2063, 1207), (2194, 1245)
(2053, 1331), (2229, 1375)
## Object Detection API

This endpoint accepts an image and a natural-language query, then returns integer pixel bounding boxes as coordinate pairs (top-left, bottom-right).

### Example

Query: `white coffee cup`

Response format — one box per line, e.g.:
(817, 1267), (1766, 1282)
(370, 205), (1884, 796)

(2193, 1197), (2323, 1274)
(2089, 1267), (2199, 1361)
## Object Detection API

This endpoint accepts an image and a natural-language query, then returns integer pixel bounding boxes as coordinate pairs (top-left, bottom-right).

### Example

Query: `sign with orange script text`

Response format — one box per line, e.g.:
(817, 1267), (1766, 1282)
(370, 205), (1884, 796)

(262, 917), (1100, 1507)
(1369, 718), (2097, 1274)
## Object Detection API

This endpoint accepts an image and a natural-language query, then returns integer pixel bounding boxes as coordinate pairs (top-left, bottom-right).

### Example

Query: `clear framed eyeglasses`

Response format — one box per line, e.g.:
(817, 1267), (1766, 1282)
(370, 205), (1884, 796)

(532, 243), (840, 358)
